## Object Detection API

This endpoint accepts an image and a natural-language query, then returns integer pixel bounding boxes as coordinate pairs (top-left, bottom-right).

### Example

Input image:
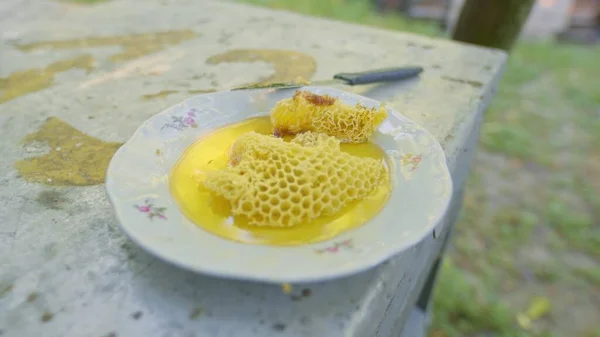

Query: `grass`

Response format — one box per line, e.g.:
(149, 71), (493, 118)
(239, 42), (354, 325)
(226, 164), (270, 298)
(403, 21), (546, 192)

(545, 199), (600, 256)
(240, 0), (440, 36)
(236, 1), (600, 336)
(431, 259), (530, 337)
(59, 0), (110, 4)
(574, 267), (600, 285)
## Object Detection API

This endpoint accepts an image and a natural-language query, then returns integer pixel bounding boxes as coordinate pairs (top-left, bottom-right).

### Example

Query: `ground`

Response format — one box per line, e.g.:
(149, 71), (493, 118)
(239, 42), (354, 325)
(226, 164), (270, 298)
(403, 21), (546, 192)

(238, 1), (600, 336)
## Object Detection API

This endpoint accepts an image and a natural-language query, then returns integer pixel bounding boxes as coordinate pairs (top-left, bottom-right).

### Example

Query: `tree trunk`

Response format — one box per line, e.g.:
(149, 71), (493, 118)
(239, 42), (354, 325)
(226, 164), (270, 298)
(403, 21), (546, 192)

(451, 0), (536, 51)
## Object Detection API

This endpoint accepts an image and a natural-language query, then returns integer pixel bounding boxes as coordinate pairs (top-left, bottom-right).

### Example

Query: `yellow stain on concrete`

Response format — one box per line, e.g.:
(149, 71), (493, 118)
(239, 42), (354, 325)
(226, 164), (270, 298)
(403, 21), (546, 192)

(0, 55), (94, 104)
(59, 0), (111, 4)
(142, 90), (179, 100)
(15, 117), (122, 186)
(80, 49), (185, 89)
(206, 49), (317, 84)
(187, 89), (217, 95)
(16, 30), (196, 63)
(140, 88), (218, 100)
(1, 31), (196, 104)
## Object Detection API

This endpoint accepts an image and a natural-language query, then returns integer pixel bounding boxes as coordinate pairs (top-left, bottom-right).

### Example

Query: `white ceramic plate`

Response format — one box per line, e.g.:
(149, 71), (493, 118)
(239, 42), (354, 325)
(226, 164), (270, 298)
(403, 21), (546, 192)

(106, 87), (452, 283)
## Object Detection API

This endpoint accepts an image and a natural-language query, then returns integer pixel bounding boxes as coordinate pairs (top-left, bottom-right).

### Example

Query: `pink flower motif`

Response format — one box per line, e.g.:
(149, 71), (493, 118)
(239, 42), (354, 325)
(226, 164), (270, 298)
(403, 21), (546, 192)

(401, 153), (423, 172)
(161, 108), (200, 131)
(138, 206), (151, 213)
(184, 116), (195, 126)
(134, 199), (167, 220)
(316, 239), (354, 254)
(340, 239), (353, 247)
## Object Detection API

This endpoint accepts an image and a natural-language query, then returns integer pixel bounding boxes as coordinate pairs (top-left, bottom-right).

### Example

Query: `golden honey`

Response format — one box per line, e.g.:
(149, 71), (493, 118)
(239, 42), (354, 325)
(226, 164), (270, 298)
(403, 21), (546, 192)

(169, 117), (391, 246)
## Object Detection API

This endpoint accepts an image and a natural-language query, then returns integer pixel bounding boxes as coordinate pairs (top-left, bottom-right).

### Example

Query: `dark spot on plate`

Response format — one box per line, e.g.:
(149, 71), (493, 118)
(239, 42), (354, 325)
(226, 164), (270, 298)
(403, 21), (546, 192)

(0, 284), (13, 297)
(27, 292), (38, 303)
(131, 311), (143, 320)
(272, 323), (286, 332)
(103, 333), (117, 337)
(189, 307), (204, 320)
(41, 312), (53, 322)
(301, 288), (311, 297)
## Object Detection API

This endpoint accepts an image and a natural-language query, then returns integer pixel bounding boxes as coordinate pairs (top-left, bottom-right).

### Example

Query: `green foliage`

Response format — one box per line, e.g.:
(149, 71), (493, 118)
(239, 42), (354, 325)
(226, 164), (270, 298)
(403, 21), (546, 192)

(480, 42), (600, 164)
(574, 267), (600, 286)
(239, 0), (440, 36)
(545, 199), (600, 256)
(431, 259), (530, 337)
(60, 0), (110, 4)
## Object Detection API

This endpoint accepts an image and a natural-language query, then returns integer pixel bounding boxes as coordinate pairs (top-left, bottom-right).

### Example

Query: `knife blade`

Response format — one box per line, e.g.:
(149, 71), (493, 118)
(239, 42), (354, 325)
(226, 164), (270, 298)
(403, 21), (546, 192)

(231, 66), (423, 91)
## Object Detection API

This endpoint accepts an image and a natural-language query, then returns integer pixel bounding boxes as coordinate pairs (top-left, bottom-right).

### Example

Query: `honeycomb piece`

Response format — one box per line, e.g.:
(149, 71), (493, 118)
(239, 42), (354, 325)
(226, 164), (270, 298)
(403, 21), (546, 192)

(270, 90), (388, 143)
(203, 131), (387, 228)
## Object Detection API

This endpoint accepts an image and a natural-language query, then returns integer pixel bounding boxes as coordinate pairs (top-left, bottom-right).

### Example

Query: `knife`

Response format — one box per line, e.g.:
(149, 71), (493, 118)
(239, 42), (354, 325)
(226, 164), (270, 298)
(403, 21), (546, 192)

(231, 66), (423, 91)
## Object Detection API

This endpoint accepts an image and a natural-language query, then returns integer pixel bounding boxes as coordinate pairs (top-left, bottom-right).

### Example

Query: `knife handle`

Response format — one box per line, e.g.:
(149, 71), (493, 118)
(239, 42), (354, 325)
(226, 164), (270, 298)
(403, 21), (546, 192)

(333, 66), (423, 85)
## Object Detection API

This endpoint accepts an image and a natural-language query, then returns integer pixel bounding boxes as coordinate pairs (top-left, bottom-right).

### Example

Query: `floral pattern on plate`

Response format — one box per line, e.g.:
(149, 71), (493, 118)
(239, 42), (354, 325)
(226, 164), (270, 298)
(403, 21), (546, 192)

(315, 239), (354, 254)
(135, 199), (167, 220)
(161, 108), (198, 131)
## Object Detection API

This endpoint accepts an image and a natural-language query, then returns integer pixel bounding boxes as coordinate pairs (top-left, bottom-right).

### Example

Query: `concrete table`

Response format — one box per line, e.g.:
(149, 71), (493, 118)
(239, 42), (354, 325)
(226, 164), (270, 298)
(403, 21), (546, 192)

(0, 1), (506, 336)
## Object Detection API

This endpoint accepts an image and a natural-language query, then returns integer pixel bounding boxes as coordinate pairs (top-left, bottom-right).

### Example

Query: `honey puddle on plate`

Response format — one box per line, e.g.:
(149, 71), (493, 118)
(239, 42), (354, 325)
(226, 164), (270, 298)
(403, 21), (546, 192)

(169, 117), (391, 246)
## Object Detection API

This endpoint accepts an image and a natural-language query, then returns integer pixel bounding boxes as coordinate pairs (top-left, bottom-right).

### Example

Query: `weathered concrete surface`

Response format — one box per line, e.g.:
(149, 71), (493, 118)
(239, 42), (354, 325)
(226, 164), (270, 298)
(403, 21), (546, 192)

(0, 1), (506, 336)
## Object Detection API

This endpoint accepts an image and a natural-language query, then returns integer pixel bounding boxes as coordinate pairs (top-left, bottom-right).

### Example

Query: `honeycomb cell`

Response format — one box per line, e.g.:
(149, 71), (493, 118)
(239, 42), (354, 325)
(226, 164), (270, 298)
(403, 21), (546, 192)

(242, 202), (252, 212)
(290, 206), (302, 217)
(348, 188), (357, 198)
(286, 175), (295, 184)
(302, 199), (311, 209)
(270, 90), (388, 143)
(332, 199), (341, 209)
(203, 131), (387, 227)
